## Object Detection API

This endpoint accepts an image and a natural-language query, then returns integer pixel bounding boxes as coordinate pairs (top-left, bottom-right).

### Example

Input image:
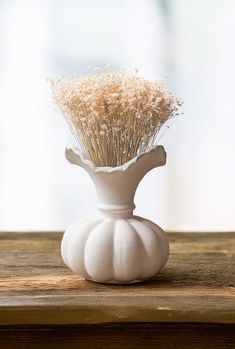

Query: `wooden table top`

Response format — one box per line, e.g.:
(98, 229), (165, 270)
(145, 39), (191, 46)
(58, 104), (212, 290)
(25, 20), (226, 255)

(0, 232), (234, 325)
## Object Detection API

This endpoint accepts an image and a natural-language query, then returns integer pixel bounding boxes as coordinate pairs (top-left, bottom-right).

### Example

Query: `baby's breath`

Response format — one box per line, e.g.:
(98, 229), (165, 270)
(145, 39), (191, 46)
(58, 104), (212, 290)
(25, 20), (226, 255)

(51, 69), (182, 167)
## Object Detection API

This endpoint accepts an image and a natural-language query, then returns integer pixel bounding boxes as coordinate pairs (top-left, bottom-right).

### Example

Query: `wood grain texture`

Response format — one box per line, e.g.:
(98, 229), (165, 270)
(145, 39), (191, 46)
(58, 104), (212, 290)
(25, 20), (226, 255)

(0, 323), (235, 349)
(0, 232), (234, 325)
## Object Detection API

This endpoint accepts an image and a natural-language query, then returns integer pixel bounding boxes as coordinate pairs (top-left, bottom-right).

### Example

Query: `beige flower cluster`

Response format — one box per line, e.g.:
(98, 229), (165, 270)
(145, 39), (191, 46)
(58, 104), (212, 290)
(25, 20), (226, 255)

(51, 68), (182, 167)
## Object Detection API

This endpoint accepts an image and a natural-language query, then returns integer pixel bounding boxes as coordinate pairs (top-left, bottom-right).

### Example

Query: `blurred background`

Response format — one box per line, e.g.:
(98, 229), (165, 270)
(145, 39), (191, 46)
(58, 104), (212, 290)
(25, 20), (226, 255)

(0, 0), (235, 232)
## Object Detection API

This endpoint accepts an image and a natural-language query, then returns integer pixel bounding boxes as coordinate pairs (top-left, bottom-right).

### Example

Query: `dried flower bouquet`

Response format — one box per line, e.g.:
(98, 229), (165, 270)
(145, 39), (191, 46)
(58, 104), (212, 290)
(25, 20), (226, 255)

(51, 68), (181, 167)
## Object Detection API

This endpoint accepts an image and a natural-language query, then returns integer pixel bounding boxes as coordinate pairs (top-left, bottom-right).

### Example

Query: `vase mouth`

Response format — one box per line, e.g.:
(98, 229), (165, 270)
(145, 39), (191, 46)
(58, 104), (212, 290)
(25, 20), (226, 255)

(65, 144), (166, 174)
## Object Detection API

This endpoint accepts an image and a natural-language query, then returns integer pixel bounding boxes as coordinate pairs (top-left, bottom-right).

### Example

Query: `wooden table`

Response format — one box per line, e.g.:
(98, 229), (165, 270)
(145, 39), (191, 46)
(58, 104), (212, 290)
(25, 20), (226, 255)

(0, 232), (234, 348)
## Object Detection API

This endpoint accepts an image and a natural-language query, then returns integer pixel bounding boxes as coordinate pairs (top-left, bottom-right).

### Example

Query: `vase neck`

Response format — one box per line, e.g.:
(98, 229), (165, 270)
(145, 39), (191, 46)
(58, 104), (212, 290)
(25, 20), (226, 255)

(90, 171), (137, 219)
(98, 202), (135, 219)
(65, 145), (167, 220)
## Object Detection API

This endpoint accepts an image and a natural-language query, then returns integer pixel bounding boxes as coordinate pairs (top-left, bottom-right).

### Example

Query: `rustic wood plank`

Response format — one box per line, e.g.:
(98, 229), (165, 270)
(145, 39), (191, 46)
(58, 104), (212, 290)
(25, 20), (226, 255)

(0, 232), (234, 325)
(0, 323), (235, 349)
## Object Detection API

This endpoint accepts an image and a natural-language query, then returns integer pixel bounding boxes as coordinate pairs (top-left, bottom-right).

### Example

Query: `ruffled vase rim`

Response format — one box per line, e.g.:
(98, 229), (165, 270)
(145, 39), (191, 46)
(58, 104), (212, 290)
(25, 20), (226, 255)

(65, 144), (166, 174)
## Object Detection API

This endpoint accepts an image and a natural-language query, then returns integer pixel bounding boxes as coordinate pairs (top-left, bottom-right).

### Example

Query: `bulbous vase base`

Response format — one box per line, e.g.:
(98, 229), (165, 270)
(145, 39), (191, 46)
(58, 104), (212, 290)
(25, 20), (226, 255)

(61, 215), (169, 284)
(85, 277), (145, 284)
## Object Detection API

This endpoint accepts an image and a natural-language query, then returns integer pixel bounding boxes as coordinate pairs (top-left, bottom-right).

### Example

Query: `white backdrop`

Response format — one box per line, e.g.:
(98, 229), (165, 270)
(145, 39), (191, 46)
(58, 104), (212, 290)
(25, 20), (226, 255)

(0, 0), (235, 231)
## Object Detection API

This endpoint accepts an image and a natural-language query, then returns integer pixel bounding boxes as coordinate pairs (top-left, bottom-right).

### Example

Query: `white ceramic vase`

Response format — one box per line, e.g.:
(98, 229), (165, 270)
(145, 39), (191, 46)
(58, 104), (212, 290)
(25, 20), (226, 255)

(61, 145), (169, 284)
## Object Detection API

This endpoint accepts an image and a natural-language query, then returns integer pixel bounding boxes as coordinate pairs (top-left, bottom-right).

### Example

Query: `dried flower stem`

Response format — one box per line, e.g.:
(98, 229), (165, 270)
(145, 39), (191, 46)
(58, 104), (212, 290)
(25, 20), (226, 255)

(51, 68), (182, 167)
